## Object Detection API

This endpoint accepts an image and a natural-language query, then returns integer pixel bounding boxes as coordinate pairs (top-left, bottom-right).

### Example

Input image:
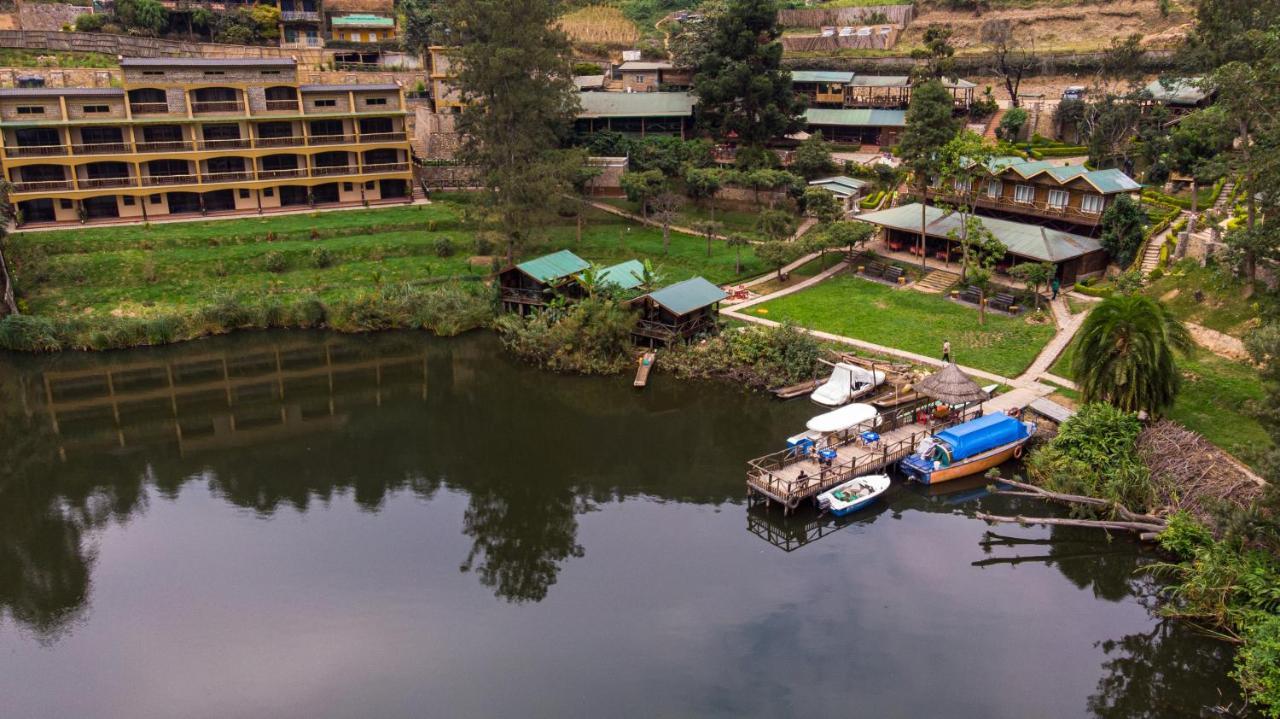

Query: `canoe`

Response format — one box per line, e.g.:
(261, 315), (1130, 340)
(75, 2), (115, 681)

(899, 413), (1036, 485)
(817, 474), (891, 516)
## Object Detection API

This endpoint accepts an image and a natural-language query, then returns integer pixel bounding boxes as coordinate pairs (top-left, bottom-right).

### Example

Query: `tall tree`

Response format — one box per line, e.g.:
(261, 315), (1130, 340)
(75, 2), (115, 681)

(400, 0), (434, 57)
(692, 0), (805, 156)
(436, 0), (581, 263)
(939, 129), (995, 279)
(910, 24), (957, 82)
(898, 79), (960, 267)
(980, 19), (1038, 107)
(1168, 106), (1232, 250)
(1073, 295), (1192, 416)
(1099, 194), (1145, 267)
(791, 130), (835, 180)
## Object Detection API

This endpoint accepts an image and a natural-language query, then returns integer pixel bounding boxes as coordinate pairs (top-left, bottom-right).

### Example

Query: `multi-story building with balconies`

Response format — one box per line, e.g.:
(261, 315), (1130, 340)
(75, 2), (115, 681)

(1, 57), (414, 226)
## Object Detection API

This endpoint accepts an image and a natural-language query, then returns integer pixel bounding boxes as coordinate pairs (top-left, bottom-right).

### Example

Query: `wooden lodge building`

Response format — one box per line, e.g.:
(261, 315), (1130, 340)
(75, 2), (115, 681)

(791, 71), (976, 110)
(630, 276), (728, 346)
(497, 250), (592, 315)
(803, 108), (906, 146)
(573, 92), (696, 139)
(858, 203), (1108, 284)
(615, 61), (694, 93)
(928, 157), (1142, 232)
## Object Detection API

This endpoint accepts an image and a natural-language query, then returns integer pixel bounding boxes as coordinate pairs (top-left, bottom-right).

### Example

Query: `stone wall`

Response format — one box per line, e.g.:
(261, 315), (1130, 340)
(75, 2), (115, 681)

(17, 3), (91, 32)
(0, 67), (119, 87)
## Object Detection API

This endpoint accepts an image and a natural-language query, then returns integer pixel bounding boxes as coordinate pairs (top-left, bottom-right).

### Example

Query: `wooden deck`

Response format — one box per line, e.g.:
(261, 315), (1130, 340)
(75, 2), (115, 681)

(747, 404), (982, 513)
(634, 352), (656, 387)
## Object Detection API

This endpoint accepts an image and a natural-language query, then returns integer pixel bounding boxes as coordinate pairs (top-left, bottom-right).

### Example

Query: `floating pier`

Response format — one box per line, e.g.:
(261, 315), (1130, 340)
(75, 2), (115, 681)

(634, 351), (656, 388)
(746, 404), (983, 514)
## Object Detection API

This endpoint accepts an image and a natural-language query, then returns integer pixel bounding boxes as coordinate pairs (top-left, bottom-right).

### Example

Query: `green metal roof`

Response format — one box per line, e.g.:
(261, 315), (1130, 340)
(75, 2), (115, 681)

(791, 70), (855, 84)
(332, 13), (395, 26)
(516, 250), (590, 283)
(804, 108), (906, 127)
(978, 158), (1140, 195)
(850, 75), (911, 87)
(1144, 77), (1208, 105)
(597, 260), (646, 291)
(809, 175), (867, 197)
(647, 276), (727, 315)
(576, 91), (695, 119)
(858, 203), (1103, 263)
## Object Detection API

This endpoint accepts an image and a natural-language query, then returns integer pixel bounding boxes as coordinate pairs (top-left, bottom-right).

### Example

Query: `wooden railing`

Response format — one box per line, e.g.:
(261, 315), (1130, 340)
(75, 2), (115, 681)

(6, 144), (67, 158)
(73, 142), (132, 155)
(200, 138), (253, 151)
(255, 136), (307, 148)
(78, 176), (134, 189)
(931, 189), (1107, 224)
(632, 316), (714, 340)
(280, 10), (320, 21)
(12, 179), (73, 192)
(264, 100), (301, 112)
(308, 134), (356, 145)
(136, 141), (194, 153)
(258, 167), (306, 179)
(192, 100), (243, 114)
(500, 287), (548, 304)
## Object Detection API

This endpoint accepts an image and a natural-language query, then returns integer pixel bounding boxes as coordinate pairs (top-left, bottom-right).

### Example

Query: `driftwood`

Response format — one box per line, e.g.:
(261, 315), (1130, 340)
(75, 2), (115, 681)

(976, 477), (1169, 541)
(1136, 420), (1264, 526)
(974, 511), (1166, 536)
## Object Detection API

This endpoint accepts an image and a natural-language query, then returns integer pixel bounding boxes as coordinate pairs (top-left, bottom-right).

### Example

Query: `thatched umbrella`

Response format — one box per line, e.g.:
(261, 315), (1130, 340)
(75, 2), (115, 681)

(915, 363), (989, 405)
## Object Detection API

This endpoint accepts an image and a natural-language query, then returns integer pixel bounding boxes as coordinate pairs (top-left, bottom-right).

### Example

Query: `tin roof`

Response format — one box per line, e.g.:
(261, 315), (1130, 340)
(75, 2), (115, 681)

(844, 74), (976, 89)
(647, 276), (727, 315)
(617, 61), (674, 71)
(858, 203), (1103, 263)
(791, 70), (856, 84)
(516, 250), (590, 283)
(121, 57), (296, 68)
(331, 13), (395, 27)
(577, 91), (695, 118)
(980, 157), (1140, 195)
(597, 260), (646, 291)
(808, 175), (867, 197)
(804, 108), (906, 127)
(574, 75), (606, 90)
(0, 87), (123, 98)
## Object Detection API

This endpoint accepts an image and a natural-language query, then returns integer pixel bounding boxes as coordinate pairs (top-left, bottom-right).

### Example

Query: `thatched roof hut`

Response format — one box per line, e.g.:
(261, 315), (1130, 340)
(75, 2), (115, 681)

(915, 363), (989, 404)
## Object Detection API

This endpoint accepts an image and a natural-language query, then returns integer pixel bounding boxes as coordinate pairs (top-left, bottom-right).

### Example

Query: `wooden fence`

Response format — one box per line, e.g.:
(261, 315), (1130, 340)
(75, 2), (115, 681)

(777, 4), (914, 28)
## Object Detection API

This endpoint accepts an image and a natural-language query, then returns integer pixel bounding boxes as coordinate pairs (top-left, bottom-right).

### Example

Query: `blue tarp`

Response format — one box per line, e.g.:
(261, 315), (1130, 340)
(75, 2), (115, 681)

(935, 414), (1028, 461)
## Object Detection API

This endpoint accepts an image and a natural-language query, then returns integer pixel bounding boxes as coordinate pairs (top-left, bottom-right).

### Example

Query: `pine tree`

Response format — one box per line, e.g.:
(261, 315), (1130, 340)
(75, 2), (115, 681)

(897, 79), (959, 267)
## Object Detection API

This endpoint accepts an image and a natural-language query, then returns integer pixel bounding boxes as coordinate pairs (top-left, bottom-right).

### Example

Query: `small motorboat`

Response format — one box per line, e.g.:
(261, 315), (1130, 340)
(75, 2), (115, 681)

(817, 474), (891, 516)
(811, 363), (886, 407)
(900, 412), (1036, 484)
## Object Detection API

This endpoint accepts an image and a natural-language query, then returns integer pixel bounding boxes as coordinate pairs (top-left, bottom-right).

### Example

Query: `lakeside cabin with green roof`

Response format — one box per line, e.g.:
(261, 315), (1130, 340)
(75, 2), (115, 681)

(574, 91), (696, 139)
(498, 250), (592, 314)
(858, 203), (1108, 283)
(630, 276), (728, 346)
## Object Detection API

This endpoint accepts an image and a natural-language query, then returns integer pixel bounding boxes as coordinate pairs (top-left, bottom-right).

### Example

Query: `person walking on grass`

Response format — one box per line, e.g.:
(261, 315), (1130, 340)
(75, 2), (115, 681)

(1051, 276), (1060, 301)
(942, 340), (951, 364)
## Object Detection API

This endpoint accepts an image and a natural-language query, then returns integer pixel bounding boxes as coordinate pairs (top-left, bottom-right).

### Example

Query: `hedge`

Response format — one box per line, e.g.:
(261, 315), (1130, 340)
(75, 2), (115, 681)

(1072, 282), (1114, 298)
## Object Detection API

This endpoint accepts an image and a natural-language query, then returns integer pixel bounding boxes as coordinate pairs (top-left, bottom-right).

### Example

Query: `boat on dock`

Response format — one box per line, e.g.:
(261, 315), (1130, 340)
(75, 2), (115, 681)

(899, 412), (1036, 485)
(817, 474), (891, 516)
(811, 362), (886, 406)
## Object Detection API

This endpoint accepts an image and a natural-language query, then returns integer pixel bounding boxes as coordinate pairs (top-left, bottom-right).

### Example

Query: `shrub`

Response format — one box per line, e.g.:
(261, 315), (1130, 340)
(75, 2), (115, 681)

(1234, 613), (1280, 716)
(1159, 512), (1215, 559)
(260, 300), (287, 328)
(311, 247), (335, 268)
(295, 296), (328, 328)
(474, 234), (496, 256)
(142, 316), (183, 345)
(0, 315), (62, 352)
(663, 323), (821, 388)
(496, 296), (636, 374)
(434, 237), (456, 258)
(1026, 403), (1156, 512)
(263, 251), (287, 273)
(202, 294), (254, 330)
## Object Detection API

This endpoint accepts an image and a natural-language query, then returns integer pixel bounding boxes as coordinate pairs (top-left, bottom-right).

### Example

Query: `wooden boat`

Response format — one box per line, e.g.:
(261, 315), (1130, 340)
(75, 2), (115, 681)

(899, 412), (1036, 484)
(817, 474), (891, 516)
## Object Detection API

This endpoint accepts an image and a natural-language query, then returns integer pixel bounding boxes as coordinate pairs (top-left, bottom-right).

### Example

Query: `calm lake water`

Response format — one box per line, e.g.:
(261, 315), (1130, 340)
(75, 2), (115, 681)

(0, 331), (1242, 718)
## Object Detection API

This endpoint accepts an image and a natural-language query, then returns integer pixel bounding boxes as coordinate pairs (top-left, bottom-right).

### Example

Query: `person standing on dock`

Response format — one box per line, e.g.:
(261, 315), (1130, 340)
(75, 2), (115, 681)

(942, 340), (951, 364)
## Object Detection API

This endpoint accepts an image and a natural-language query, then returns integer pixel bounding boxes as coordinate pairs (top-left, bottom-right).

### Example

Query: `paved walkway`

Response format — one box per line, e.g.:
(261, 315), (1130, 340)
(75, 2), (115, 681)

(1021, 296), (1087, 383)
(724, 259), (849, 308)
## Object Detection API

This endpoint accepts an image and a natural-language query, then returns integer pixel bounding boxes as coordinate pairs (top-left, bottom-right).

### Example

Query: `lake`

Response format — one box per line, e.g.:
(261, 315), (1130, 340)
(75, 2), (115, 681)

(0, 331), (1241, 718)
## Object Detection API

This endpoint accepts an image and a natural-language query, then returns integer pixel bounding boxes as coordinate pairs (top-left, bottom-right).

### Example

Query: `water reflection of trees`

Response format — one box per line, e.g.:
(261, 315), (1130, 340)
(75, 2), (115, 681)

(0, 331), (793, 635)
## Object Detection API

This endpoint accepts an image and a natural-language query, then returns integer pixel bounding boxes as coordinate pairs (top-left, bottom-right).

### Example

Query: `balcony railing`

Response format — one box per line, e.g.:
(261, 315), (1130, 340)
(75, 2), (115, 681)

(359, 132), (403, 143)
(7, 144), (68, 158)
(931, 189), (1107, 224)
(255, 136), (307, 148)
(201, 171), (256, 184)
(264, 100), (301, 112)
(79, 176), (136, 189)
(136, 140), (194, 153)
(130, 102), (170, 115)
(200, 138), (253, 151)
(280, 38), (324, 49)
(258, 168), (306, 180)
(12, 179), (74, 193)
(280, 10), (320, 21)
(142, 174), (198, 187)
(191, 101), (244, 114)
(311, 164), (357, 177)
(73, 142), (132, 155)
(307, 134), (356, 145)
(363, 162), (409, 173)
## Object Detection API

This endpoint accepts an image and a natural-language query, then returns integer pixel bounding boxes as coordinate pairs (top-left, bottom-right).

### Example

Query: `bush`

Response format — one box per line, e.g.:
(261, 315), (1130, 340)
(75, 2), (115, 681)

(263, 251), (287, 273)
(74, 13), (107, 31)
(311, 247), (335, 268)
(474, 234), (496, 256)
(0, 314), (62, 352)
(662, 323), (821, 388)
(1026, 403), (1157, 512)
(572, 62), (603, 76)
(201, 294), (255, 330)
(434, 237), (455, 258)
(1235, 613), (1280, 717)
(496, 296), (636, 374)
(295, 296), (328, 328)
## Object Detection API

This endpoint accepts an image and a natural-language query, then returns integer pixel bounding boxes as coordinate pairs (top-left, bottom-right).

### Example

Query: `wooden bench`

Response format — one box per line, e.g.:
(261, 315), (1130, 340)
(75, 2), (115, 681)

(863, 261), (888, 278)
(989, 292), (1018, 313)
(958, 285), (981, 304)
(883, 265), (905, 283)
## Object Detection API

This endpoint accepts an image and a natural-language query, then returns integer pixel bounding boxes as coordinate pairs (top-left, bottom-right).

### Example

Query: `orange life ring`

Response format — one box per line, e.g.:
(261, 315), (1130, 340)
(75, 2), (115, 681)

(1013, 444), (1024, 459)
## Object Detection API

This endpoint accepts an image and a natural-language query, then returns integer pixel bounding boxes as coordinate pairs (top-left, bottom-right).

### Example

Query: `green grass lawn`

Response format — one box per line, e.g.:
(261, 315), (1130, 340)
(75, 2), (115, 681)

(9, 200), (763, 320)
(596, 197), (770, 239)
(748, 274), (1057, 377)
(1140, 261), (1263, 338)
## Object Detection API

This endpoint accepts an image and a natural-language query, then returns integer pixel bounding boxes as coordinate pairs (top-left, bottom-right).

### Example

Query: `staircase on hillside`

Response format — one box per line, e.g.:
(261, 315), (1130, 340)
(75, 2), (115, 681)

(913, 268), (960, 293)
(983, 109), (1007, 141)
(1212, 181), (1235, 212)
(411, 181), (429, 203)
(1140, 227), (1167, 274)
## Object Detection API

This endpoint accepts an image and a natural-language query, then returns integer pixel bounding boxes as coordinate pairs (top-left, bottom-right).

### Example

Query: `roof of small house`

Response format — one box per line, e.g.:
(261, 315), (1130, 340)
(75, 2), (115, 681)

(846, 74), (976, 89)
(331, 13), (396, 27)
(858, 203), (1103, 263)
(597, 260), (646, 291)
(791, 70), (856, 84)
(574, 75), (606, 90)
(577, 91), (695, 118)
(515, 250), (591, 283)
(617, 61), (674, 72)
(804, 108), (906, 128)
(975, 157), (1140, 194)
(808, 175), (868, 197)
(647, 276), (728, 316)
(1144, 77), (1208, 105)
(324, 0), (394, 13)
(121, 57), (296, 68)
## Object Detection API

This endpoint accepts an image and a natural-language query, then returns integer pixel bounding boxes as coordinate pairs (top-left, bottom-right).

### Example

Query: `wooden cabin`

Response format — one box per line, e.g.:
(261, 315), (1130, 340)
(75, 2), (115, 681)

(630, 276), (728, 346)
(498, 249), (590, 314)
(792, 71), (975, 110)
(803, 108), (905, 147)
(791, 71), (855, 107)
(574, 91), (696, 139)
(616, 61), (694, 92)
(858, 203), (1109, 284)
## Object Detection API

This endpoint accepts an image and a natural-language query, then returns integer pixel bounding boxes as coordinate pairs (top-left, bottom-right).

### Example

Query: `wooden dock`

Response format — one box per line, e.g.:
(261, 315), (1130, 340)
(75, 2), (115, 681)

(634, 351), (656, 387)
(746, 404), (982, 513)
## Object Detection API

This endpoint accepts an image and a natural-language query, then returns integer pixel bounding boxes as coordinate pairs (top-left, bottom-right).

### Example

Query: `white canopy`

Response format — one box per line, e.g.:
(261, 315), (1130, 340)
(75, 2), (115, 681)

(806, 403), (878, 433)
(811, 362), (886, 407)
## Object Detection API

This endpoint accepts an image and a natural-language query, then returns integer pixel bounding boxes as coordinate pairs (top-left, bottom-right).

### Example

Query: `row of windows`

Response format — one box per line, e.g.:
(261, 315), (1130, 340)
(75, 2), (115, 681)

(48, 181), (379, 208)
(944, 177), (1107, 214)
(13, 96), (389, 115)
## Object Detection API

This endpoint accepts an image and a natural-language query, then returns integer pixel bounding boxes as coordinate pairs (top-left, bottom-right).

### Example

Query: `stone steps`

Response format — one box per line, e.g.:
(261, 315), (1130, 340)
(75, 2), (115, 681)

(913, 268), (960, 293)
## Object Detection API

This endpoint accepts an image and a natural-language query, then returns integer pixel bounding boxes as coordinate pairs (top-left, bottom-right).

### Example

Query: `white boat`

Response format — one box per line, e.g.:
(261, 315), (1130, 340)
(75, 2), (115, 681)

(817, 474), (891, 516)
(786, 403), (878, 452)
(810, 363), (887, 406)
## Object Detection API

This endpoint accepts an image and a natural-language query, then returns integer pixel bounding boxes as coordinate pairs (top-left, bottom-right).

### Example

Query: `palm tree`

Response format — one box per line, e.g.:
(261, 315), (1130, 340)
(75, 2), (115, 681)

(1073, 295), (1193, 417)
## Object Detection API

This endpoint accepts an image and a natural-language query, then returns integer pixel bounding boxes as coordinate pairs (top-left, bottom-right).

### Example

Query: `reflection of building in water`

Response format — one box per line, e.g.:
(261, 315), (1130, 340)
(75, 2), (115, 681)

(35, 340), (427, 459)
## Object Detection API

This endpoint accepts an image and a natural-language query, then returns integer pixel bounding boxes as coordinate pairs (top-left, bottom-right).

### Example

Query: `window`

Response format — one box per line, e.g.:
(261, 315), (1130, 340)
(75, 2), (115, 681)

(987, 180), (1001, 199)
(1081, 194), (1104, 214)
(16, 106), (44, 115)
(952, 177), (971, 193)
(203, 71), (225, 76)
(143, 71), (163, 76)
(1047, 189), (1069, 209)
(262, 71), (280, 76)
(59, 199), (73, 209)
(82, 105), (110, 114)
(150, 195), (162, 204)
(365, 181), (374, 189)
(314, 99), (337, 108)
(633, 74), (646, 84)
(364, 97), (388, 106)
(263, 188), (274, 197)
(239, 189), (251, 199)
(1014, 184), (1035, 204)
(122, 196), (135, 206)
(343, 182), (353, 191)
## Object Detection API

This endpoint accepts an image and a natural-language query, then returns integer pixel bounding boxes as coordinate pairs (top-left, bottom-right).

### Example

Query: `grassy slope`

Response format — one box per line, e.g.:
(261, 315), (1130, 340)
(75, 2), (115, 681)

(1141, 262), (1262, 338)
(596, 197), (768, 239)
(10, 201), (764, 320)
(750, 273), (1056, 377)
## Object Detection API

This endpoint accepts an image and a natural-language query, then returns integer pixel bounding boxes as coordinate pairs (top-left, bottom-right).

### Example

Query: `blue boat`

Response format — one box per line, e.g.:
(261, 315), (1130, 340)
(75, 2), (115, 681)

(816, 474), (891, 516)
(900, 413), (1036, 484)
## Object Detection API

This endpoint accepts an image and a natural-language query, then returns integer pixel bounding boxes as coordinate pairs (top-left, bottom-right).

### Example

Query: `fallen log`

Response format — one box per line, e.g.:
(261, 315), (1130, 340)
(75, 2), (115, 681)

(991, 478), (1165, 524)
(974, 511), (1167, 538)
